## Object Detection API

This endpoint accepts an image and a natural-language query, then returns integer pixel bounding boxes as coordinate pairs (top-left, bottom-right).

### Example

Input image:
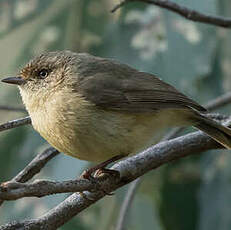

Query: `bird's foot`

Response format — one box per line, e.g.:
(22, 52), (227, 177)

(80, 154), (124, 180)
(79, 154), (124, 196)
(80, 168), (120, 197)
(79, 167), (120, 196)
(93, 168), (120, 195)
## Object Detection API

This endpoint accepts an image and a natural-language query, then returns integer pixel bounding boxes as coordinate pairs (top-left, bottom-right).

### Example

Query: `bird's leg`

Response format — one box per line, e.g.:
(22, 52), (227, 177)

(79, 154), (125, 197)
(80, 154), (125, 180)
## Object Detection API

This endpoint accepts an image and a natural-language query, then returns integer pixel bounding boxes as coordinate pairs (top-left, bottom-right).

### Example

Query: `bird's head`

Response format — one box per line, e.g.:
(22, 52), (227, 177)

(2, 50), (78, 90)
(2, 50), (79, 110)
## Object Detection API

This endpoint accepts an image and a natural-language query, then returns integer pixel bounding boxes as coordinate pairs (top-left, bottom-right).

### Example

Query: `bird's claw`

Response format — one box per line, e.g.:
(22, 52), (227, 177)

(79, 167), (120, 197)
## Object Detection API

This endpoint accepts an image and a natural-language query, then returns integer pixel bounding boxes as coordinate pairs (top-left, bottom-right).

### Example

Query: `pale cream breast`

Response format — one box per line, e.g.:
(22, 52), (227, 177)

(20, 86), (190, 162)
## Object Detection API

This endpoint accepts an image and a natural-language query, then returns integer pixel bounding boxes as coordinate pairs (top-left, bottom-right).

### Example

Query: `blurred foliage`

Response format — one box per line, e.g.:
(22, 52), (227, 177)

(1, 0), (231, 229)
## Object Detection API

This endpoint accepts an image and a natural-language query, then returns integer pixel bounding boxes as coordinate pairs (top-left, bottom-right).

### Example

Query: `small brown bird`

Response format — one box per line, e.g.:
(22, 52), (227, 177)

(2, 51), (231, 170)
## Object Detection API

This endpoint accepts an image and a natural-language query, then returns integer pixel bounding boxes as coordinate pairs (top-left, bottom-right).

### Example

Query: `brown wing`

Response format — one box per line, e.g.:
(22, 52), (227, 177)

(76, 55), (206, 113)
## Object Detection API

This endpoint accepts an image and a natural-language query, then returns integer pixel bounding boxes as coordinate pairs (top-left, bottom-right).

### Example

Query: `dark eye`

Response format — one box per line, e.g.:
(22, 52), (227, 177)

(38, 69), (49, 79)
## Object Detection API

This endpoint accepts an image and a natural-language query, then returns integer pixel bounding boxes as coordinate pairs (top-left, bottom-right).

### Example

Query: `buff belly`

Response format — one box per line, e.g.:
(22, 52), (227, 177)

(30, 103), (190, 163)
(25, 87), (192, 163)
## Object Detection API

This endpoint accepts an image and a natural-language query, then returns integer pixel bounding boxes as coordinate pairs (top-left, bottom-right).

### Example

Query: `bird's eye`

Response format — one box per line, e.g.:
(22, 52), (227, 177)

(38, 69), (49, 79)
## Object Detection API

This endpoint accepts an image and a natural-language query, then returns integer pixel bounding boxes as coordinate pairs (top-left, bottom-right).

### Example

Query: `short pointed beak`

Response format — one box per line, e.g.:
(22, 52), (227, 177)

(1, 76), (26, 85)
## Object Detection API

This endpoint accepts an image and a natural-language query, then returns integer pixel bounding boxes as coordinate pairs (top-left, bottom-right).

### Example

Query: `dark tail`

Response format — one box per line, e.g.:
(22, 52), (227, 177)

(193, 113), (231, 149)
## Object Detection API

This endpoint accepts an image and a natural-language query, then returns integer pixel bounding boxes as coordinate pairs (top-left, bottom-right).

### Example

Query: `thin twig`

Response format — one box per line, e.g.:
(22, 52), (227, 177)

(115, 179), (141, 230)
(205, 92), (231, 110)
(0, 116), (31, 132)
(0, 147), (59, 206)
(12, 147), (59, 183)
(111, 0), (127, 12)
(0, 178), (98, 200)
(111, 0), (231, 28)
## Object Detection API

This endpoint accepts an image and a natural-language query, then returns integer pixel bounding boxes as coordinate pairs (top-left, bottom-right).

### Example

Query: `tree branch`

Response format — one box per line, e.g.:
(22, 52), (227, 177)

(0, 178), (99, 200)
(0, 147), (59, 206)
(11, 147), (59, 183)
(0, 116), (31, 132)
(115, 179), (141, 230)
(205, 92), (231, 110)
(0, 128), (224, 229)
(111, 0), (231, 28)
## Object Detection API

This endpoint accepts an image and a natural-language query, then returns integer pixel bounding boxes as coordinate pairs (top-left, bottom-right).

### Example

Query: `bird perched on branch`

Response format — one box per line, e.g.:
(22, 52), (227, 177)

(2, 51), (231, 176)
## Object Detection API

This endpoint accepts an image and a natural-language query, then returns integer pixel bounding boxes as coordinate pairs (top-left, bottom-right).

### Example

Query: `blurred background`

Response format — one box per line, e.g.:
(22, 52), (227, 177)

(1, 0), (231, 229)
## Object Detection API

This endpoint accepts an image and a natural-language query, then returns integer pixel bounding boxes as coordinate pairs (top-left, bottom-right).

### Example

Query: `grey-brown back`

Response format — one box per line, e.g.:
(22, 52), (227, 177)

(74, 54), (206, 113)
